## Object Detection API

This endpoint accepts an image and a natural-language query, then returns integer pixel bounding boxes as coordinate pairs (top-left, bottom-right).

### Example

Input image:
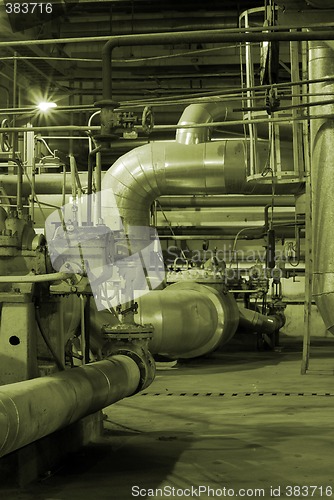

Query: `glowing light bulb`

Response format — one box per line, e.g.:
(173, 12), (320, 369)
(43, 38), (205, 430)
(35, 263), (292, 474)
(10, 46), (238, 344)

(37, 101), (57, 112)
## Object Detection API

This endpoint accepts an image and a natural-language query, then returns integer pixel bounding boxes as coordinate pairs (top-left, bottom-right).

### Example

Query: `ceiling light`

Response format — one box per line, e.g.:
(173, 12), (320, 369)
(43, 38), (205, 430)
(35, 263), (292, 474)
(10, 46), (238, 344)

(37, 101), (57, 112)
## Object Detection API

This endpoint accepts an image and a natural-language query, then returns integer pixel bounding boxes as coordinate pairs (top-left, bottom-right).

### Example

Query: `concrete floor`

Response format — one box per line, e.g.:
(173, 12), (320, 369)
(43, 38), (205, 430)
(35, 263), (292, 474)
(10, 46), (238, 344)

(3, 336), (334, 500)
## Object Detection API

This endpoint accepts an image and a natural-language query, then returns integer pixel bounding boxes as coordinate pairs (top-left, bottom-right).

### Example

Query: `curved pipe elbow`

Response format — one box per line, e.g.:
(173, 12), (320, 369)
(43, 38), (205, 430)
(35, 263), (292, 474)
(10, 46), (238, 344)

(238, 306), (285, 335)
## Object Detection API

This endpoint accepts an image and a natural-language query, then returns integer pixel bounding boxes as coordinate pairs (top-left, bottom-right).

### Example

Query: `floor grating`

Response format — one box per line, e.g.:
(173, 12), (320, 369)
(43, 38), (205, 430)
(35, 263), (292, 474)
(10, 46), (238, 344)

(139, 391), (334, 397)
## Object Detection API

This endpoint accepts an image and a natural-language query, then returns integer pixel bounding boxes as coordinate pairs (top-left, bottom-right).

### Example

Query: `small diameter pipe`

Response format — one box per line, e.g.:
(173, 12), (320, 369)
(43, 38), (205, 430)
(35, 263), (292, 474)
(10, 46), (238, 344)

(0, 272), (71, 283)
(0, 354), (140, 458)
(95, 150), (102, 222)
(16, 160), (23, 217)
(102, 31), (334, 100)
(0, 23), (332, 50)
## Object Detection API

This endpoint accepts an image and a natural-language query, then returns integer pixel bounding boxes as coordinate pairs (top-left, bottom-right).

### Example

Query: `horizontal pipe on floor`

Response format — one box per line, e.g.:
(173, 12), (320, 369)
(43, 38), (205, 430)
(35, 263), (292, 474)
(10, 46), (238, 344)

(0, 355), (141, 458)
(137, 282), (239, 359)
(238, 306), (285, 335)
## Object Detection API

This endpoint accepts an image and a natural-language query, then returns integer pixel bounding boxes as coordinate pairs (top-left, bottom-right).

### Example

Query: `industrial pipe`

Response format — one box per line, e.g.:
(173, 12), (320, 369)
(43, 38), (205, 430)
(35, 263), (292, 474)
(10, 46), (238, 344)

(309, 42), (334, 333)
(158, 195), (295, 208)
(238, 306), (285, 335)
(175, 102), (240, 145)
(101, 30), (334, 100)
(0, 354), (141, 458)
(0, 24), (333, 51)
(101, 139), (302, 253)
(137, 282), (239, 359)
(0, 272), (72, 283)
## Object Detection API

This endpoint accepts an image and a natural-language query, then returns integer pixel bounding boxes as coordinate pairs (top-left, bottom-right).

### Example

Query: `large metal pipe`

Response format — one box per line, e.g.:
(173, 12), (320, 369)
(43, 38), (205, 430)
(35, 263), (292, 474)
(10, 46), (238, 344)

(101, 139), (301, 253)
(0, 354), (141, 458)
(137, 282), (239, 359)
(176, 102), (240, 145)
(238, 306), (285, 335)
(309, 42), (334, 334)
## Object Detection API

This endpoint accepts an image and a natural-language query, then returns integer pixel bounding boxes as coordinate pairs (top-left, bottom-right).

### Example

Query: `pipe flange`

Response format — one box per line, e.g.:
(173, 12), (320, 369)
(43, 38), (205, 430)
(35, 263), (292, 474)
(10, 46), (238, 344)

(109, 346), (155, 393)
(102, 322), (153, 340)
(94, 100), (120, 110)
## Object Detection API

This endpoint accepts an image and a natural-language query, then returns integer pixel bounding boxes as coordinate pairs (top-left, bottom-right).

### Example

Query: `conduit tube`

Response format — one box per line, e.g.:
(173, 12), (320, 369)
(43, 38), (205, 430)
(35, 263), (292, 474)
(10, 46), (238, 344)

(137, 282), (239, 359)
(309, 42), (334, 333)
(0, 355), (140, 458)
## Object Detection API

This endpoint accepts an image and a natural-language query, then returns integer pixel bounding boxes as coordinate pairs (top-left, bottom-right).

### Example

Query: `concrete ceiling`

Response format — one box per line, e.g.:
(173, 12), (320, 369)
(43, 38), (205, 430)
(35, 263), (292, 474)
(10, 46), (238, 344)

(0, 0), (286, 106)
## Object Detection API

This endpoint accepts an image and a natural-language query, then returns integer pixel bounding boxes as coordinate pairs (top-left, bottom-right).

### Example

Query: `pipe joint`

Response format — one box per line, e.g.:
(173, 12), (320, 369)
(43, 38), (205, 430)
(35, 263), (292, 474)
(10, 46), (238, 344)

(94, 99), (121, 144)
(101, 321), (155, 393)
(106, 346), (155, 393)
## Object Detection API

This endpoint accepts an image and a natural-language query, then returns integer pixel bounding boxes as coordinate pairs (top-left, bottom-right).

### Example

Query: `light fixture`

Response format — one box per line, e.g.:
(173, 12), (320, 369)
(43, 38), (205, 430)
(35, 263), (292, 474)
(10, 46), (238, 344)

(37, 101), (57, 112)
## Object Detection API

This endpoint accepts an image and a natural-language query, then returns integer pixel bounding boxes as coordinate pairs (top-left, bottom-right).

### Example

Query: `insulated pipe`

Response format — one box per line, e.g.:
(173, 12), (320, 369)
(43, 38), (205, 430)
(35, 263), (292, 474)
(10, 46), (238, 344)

(0, 354), (140, 458)
(101, 139), (302, 253)
(176, 102), (240, 145)
(137, 282), (239, 359)
(0, 173), (89, 196)
(238, 306), (285, 335)
(309, 42), (334, 333)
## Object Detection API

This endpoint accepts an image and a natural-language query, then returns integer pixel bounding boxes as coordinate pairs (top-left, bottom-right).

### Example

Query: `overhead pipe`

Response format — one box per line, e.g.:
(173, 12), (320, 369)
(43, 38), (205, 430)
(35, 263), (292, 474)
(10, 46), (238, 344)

(0, 176), (299, 202)
(158, 195), (295, 208)
(101, 30), (334, 101)
(0, 354), (142, 458)
(0, 24), (333, 52)
(309, 42), (334, 333)
(175, 102), (241, 145)
(101, 138), (302, 253)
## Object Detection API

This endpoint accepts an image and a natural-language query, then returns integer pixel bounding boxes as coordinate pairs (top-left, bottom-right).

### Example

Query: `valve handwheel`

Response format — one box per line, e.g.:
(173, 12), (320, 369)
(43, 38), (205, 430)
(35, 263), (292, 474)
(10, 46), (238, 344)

(141, 106), (154, 134)
(0, 118), (11, 152)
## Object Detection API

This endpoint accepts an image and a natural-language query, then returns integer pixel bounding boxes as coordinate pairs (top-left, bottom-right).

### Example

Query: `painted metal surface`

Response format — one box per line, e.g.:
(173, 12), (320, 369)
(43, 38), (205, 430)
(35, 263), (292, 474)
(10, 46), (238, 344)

(0, 354), (140, 458)
(137, 282), (239, 359)
(309, 42), (334, 333)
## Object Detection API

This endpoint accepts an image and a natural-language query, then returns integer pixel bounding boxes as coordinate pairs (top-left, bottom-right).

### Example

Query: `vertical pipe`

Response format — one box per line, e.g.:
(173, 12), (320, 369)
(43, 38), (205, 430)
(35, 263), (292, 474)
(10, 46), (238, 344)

(84, 295), (91, 364)
(16, 159), (23, 217)
(62, 164), (67, 208)
(95, 150), (102, 222)
(80, 295), (86, 365)
(11, 51), (17, 161)
(309, 42), (334, 334)
(31, 156), (36, 222)
(301, 37), (312, 374)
